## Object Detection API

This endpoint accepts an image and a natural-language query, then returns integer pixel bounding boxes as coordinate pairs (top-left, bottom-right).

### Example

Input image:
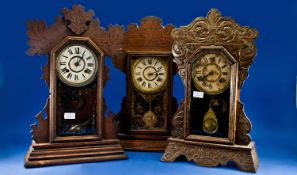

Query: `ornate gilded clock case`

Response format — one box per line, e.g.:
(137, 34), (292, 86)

(112, 17), (177, 151)
(162, 9), (259, 172)
(24, 5), (127, 167)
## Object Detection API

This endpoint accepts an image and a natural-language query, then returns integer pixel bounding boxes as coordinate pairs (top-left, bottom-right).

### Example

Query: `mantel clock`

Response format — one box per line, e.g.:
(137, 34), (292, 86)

(25, 5), (127, 167)
(162, 9), (259, 172)
(112, 17), (177, 151)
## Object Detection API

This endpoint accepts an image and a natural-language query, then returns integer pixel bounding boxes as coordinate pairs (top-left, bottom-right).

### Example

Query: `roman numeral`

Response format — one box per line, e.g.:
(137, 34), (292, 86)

(137, 66), (143, 69)
(154, 61), (158, 66)
(221, 65), (227, 69)
(62, 55), (68, 59)
(202, 81), (207, 87)
(74, 74), (78, 81)
(148, 83), (151, 88)
(222, 72), (228, 76)
(85, 68), (91, 74)
(197, 76), (203, 81)
(210, 57), (215, 63)
(87, 63), (94, 67)
(67, 73), (72, 79)
(219, 78), (226, 83)
(82, 73), (86, 79)
(196, 70), (202, 74)
(157, 66), (163, 72)
(202, 57), (208, 64)
(158, 72), (164, 76)
(75, 47), (79, 54)
(148, 59), (152, 65)
(142, 61), (147, 66)
(209, 83), (213, 89)
(137, 77), (142, 82)
(68, 49), (73, 55)
(61, 67), (69, 74)
(135, 72), (141, 76)
(154, 82), (158, 87)
(157, 77), (163, 82)
(142, 81), (146, 87)
(86, 56), (92, 60)
(59, 62), (66, 66)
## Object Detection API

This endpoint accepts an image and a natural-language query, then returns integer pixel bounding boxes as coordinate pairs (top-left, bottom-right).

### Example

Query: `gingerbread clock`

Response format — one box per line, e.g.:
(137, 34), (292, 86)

(112, 17), (177, 151)
(25, 5), (127, 167)
(162, 9), (259, 172)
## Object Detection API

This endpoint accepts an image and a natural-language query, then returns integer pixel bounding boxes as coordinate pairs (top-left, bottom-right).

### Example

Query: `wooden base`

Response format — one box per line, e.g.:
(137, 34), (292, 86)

(118, 133), (168, 151)
(161, 138), (259, 172)
(25, 139), (127, 168)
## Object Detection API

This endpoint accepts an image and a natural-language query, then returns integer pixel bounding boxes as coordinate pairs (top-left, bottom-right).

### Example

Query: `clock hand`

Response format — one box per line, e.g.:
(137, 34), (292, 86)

(82, 50), (86, 58)
(75, 57), (80, 66)
(205, 71), (214, 77)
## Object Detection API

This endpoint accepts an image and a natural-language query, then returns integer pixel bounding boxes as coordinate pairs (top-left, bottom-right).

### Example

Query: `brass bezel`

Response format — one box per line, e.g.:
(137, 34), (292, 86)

(191, 52), (231, 95)
(56, 43), (98, 87)
(131, 57), (168, 94)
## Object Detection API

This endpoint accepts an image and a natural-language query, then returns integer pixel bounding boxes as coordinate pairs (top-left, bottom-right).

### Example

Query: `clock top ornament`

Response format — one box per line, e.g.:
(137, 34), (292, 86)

(162, 9), (259, 172)
(25, 4), (127, 167)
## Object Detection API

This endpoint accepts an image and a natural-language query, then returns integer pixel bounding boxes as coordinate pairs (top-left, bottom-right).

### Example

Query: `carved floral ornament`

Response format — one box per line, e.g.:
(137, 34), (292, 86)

(26, 4), (124, 58)
(172, 8), (258, 88)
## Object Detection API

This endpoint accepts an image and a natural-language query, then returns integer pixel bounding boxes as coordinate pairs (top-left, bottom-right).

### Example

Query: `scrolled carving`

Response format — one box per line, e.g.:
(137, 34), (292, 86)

(62, 5), (94, 35)
(236, 101), (252, 145)
(31, 98), (50, 143)
(171, 8), (258, 88)
(171, 101), (185, 138)
(26, 18), (70, 56)
(109, 16), (175, 73)
(162, 140), (258, 172)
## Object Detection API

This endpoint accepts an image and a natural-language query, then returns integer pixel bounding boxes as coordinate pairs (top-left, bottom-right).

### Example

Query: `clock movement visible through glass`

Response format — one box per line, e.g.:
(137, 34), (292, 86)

(56, 43), (99, 137)
(190, 51), (232, 138)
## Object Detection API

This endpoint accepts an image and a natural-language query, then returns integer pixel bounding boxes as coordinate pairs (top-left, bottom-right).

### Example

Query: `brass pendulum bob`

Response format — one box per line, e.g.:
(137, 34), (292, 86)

(202, 106), (218, 134)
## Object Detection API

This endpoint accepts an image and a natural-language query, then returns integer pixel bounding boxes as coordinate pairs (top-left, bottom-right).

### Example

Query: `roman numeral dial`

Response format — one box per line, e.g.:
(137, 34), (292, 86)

(56, 44), (98, 87)
(132, 57), (167, 93)
(192, 53), (231, 95)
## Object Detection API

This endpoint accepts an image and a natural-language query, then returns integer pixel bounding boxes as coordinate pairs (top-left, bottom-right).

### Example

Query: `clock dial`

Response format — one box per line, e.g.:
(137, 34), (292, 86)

(132, 57), (167, 93)
(56, 44), (98, 87)
(192, 53), (231, 95)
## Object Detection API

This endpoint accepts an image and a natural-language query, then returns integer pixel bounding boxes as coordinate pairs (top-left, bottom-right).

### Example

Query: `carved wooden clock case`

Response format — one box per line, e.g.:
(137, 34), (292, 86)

(162, 9), (259, 172)
(112, 17), (178, 151)
(25, 5), (127, 167)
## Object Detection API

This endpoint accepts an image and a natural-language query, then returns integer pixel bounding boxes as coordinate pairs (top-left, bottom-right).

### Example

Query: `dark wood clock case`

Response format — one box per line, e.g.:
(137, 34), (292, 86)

(161, 9), (259, 172)
(25, 5), (127, 167)
(112, 17), (178, 151)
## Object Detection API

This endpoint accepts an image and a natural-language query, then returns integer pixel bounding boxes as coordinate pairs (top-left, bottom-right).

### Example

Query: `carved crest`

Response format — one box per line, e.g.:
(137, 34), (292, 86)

(62, 5), (94, 35)
(27, 4), (124, 58)
(172, 8), (258, 88)
(111, 16), (175, 72)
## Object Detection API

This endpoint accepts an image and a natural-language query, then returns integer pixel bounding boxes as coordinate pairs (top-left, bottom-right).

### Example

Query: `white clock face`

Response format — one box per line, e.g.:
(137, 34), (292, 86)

(56, 44), (98, 87)
(132, 57), (167, 93)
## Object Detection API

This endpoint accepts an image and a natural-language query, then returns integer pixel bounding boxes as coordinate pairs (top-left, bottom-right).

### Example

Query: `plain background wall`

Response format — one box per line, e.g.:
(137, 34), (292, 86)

(0, 0), (296, 154)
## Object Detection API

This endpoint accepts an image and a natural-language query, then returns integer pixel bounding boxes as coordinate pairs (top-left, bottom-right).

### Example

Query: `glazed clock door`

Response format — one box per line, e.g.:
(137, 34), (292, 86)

(50, 37), (104, 142)
(128, 54), (171, 133)
(187, 46), (238, 144)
